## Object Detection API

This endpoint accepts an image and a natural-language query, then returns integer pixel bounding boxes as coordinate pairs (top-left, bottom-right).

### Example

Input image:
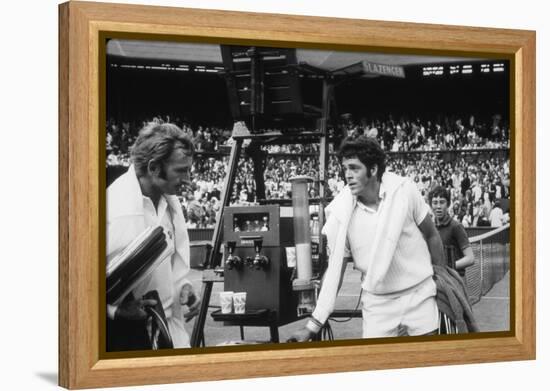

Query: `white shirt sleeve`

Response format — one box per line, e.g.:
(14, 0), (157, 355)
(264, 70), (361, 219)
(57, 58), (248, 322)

(408, 181), (430, 225)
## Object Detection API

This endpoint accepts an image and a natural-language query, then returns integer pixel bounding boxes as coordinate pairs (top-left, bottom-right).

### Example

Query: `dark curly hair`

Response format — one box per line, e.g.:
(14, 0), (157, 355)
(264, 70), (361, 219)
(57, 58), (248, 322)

(428, 185), (450, 205)
(337, 136), (386, 180)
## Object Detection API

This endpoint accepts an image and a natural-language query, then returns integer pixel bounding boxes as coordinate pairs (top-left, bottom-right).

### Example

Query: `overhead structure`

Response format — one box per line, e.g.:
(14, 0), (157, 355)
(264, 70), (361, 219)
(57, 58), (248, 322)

(106, 40), (478, 70)
(220, 45), (305, 131)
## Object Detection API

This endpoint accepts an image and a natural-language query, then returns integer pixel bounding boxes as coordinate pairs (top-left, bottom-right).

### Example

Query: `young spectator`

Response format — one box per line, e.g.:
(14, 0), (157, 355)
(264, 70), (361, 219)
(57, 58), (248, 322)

(429, 186), (475, 277)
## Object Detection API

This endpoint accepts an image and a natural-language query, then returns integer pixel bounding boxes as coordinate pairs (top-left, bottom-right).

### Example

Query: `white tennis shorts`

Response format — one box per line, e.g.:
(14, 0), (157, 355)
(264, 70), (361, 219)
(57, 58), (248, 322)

(361, 277), (438, 338)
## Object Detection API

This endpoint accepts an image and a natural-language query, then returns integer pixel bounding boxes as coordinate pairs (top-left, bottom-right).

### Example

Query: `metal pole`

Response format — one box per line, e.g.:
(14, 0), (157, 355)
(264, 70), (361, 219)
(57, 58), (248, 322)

(318, 79), (332, 272)
(190, 138), (243, 347)
(248, 47), (263, 133)
(479, 239), (484, 302)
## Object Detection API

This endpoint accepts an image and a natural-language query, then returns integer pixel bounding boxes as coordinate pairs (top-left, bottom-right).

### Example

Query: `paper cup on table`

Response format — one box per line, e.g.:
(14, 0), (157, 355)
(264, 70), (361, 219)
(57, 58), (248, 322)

(233, 292), (247, 314)
(219, 291), (234, 314)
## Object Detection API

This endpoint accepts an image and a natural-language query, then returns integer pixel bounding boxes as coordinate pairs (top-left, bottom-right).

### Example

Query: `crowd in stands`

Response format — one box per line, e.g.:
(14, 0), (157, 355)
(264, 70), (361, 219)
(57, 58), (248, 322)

(341, 113), (509, 151)
(389, 155), (510, 227)
(106, 115), (232, 167)
(107, 113), (510, 229)
(107, 113), (509, 164)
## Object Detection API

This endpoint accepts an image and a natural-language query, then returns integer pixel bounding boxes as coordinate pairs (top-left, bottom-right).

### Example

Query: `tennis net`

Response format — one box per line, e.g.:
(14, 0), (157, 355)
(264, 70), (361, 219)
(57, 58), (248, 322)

(464, 224), (510, 305)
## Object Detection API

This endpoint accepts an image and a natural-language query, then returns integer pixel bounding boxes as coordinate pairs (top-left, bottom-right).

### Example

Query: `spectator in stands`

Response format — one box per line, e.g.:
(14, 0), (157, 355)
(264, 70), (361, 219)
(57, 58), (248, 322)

(481, 192), (492, 224)
(472, 201), (481, 227)
(462, 210), (472, 228)
(489, 178), (497, 202)
(186, 193), (205, 226)
(489, 200), (504, 227)
(202, 131), (214, 152)
(460, 170), (471, 196)
(471, 179), (482, 203)
(477, 204), (491, 227)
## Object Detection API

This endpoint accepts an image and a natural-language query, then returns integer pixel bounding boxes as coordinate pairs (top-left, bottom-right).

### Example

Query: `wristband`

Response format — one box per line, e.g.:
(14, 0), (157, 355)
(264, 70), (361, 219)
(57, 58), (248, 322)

(305, 316), (324, 334)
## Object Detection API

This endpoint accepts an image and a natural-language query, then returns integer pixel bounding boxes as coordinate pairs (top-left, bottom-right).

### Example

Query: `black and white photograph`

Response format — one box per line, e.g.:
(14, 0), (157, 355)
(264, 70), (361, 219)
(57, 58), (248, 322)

(4, 0), (547, 389)
(105, 39), (511, 352)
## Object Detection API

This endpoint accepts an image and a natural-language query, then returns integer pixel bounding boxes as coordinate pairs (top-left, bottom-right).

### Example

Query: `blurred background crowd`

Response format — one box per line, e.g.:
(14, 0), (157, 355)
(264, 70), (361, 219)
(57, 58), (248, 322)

(107, 113), (510, 229)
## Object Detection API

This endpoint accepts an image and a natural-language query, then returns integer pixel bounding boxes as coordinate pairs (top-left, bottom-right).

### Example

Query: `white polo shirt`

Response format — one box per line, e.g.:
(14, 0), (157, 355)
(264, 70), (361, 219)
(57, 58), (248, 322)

(345, 180), (434, 295)
(131, 195), (176, 319)
(344, 185), (386, 274)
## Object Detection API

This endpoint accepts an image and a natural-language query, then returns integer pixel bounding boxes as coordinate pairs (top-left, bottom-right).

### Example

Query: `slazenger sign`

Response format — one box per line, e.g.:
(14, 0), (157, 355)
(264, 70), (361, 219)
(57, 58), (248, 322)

(362, 61), (405, 78)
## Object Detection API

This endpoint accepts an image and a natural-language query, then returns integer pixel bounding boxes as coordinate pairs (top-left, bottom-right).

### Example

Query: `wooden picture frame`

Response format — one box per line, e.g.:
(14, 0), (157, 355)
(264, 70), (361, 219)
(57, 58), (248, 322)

(59, 1), (535, 388)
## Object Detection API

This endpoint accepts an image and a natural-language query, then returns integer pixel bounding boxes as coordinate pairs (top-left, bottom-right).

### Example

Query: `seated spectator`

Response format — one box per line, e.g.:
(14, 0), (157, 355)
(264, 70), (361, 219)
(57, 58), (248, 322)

(489, 201), (504, 227)
(186, 194), (205, 226)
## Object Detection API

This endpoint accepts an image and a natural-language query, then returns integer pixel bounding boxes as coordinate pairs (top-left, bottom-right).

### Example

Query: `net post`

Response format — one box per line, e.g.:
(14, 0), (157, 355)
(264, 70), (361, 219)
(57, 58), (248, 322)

(479, 238), (484, 303)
